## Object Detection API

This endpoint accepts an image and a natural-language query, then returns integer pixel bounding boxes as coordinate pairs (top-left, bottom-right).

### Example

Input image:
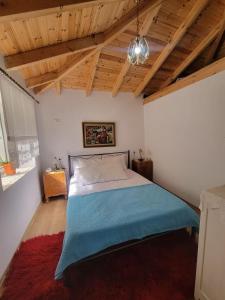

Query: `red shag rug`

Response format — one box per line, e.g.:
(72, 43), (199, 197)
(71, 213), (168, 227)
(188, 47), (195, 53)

(2, 230), (197, 300)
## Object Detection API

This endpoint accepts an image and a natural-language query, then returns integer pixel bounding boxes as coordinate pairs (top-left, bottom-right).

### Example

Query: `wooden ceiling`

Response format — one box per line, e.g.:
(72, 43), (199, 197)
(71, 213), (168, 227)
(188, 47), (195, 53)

(0, 0), (225, 100)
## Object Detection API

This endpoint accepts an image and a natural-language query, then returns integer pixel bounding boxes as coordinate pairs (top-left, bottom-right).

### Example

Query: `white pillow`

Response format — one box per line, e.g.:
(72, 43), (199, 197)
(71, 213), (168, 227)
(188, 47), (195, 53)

(73, 157), (101, 169)
(77, 165), (102, 185)
(73, 157), (101, 180)
(77, 159), (128, 185)
(102, 154), (127, 170)
(99, 160), (128, 182)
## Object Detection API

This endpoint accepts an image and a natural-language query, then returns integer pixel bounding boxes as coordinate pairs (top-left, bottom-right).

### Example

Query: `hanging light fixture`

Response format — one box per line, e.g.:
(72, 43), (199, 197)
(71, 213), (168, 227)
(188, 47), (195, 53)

(127, 0), (150, 65)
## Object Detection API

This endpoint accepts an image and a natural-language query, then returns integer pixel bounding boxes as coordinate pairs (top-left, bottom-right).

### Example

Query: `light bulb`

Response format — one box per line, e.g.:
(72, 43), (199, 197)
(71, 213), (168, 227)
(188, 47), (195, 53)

(134, 46), (141, 54)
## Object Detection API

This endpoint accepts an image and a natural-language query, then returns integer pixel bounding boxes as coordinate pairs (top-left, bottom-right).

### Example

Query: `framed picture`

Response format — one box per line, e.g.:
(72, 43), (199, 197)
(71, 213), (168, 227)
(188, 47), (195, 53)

(82, 122), (116, 148)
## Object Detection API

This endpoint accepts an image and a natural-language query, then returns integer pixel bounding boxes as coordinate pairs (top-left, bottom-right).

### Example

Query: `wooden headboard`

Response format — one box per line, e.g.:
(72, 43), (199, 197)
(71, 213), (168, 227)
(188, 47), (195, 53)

(68, 150), (130, 178)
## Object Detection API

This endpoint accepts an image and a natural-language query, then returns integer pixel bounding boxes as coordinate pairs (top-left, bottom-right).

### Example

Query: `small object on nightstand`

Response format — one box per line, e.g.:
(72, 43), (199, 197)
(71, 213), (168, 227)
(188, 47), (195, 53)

(132, 159), (153, 181)
(138, 148), (144, 161)
(43, 170), (67, 202)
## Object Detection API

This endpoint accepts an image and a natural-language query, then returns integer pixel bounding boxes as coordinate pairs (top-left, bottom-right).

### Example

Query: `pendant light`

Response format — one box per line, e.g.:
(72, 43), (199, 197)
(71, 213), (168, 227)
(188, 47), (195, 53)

(127, 0), (150, 65)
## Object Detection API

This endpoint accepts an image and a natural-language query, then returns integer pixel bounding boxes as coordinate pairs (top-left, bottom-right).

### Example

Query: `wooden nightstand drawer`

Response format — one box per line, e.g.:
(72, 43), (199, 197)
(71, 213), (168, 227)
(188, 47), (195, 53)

(132, 159), (153, 181)
(43, 170), (67, 202)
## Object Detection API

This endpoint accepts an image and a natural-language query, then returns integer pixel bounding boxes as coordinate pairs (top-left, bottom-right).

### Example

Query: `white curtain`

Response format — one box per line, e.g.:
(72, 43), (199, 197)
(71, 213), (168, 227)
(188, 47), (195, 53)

(0, 75), (39, 168)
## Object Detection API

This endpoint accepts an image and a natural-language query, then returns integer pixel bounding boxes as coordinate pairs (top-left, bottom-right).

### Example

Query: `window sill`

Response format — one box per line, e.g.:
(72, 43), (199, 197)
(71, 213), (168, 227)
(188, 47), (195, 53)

(1, 166), (35, 191)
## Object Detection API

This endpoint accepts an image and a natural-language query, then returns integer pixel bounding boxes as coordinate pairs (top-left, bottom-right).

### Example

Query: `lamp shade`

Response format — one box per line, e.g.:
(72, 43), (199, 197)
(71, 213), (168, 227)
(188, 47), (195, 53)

(127, 36), (150, 65)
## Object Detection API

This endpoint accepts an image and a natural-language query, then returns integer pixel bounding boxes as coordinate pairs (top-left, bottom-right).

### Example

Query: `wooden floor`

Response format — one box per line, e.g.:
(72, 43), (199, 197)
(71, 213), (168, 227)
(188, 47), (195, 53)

(23, 197), (67, 241)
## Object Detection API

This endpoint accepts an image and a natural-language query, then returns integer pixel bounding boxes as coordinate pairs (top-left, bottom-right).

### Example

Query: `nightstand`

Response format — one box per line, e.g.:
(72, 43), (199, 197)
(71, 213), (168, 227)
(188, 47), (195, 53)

(43, 170), (67, 202)
(132, 159), (153, 181)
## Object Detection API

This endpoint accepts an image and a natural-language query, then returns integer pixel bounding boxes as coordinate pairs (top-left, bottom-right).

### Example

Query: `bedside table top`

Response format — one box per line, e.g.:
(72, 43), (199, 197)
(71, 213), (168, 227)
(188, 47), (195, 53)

(132, 159), (152, 163)
(44, 169), (65, 175)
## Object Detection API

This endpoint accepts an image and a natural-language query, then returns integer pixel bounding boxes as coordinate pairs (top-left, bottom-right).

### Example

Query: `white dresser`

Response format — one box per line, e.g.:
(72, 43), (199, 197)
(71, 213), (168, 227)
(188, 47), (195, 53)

(195, 185), (225, 300)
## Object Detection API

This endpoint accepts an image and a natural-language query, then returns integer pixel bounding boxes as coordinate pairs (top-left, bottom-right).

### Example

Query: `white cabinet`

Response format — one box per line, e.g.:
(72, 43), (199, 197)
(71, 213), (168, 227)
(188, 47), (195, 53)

(195, 185), (225, 300)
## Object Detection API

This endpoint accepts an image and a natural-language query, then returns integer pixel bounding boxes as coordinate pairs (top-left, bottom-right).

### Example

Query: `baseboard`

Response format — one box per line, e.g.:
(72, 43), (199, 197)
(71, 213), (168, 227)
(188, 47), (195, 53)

(21, 201), (42, 241)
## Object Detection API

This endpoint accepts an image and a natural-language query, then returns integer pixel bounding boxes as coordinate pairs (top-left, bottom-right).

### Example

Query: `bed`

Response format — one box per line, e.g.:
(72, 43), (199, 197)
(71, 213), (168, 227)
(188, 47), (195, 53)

(55, 151), (199, 283)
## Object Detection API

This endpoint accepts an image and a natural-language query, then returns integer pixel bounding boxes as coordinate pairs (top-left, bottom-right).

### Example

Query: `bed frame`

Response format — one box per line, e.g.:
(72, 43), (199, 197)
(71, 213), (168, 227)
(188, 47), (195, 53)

(64, 150), (195, 287)
(63, 230), (176, 287)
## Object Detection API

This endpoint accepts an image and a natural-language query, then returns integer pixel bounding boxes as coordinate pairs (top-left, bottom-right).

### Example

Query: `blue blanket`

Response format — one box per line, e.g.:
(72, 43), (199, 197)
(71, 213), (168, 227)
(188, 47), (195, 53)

(55, 184), (199, 279)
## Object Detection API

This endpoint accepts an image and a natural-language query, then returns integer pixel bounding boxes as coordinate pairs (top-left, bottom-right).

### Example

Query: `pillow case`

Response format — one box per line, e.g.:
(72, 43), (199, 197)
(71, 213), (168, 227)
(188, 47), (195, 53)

(77, 164), (102, 185)
(102, 154), (127, 170)
(76, 158), (128, 185)
(73, 156), (101, 169)
(73, 157), (101, 180)
(99, 159), (128, 182)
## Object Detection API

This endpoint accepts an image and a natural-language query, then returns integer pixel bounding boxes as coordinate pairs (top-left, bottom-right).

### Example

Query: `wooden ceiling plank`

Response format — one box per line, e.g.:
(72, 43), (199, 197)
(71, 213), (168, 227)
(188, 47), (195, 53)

(144, 56), (225, 105)
(33, 83), (51, 94)
(33, 49), (94, 93)
(160, 17), (225, 89)
(134, 0), (209, 97)
(26, 71), (58, 88)
(55, 81), (61, 95)
(111, 4), (161, 97)
(200, 20), (225, 66)
(103, 0), (162, 45)
(86, 51), (101, 96)
(35, 0), (163, 94)
(0, 0), (124, 23)
(5, 33), (104, 71)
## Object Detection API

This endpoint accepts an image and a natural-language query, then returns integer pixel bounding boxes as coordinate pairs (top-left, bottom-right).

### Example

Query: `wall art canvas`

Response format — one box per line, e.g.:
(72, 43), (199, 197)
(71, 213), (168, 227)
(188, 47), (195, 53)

(82, 122), (116, 147)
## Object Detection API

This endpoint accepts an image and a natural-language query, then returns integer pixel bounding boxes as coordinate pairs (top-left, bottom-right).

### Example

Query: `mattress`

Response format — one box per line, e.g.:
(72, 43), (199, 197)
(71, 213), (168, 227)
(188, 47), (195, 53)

(69, 169), (151, 197)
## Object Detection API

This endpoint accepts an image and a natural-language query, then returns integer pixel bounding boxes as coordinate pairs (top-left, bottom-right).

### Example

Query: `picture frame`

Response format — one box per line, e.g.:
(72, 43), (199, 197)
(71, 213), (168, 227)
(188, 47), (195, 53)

(82, 122), (116, 148)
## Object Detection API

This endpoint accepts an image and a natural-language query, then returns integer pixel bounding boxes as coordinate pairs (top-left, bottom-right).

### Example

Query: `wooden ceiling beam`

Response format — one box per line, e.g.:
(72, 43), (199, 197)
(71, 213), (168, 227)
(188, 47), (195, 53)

(29, 51), (93, 92)
(134, 0), (209, 97)
(0, 0), (123, 23)
(160, 17), (225, 89)
(34, 0), (163, 94)
(6, 0), (162, 72)
(103, 0), (162, 45)
(5, 33), (104, 71)
(33, 83), (52, 94)
(143, 56), (225, 105)
(26, 72), (58, 88)
(55, 81), (61, 95)
(86, 51), (101, 96)
(200, 22), (225, 67)
(111, 4), (161, 97)
(33, 50), (94, 93)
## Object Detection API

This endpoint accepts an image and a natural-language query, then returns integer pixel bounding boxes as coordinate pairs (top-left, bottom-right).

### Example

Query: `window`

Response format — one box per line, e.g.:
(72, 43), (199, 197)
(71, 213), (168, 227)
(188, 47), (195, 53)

(0, 74), (39, 191)
(0, 93), (8, 162)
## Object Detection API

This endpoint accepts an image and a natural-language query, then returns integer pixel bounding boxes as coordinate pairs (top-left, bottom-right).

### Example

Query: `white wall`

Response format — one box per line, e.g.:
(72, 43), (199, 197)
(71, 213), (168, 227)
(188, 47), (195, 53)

(0, 166), (41, 277)
(36, 90), (144, 171)
(0, 57), (41, 278)
(144, 70), (225, 207)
